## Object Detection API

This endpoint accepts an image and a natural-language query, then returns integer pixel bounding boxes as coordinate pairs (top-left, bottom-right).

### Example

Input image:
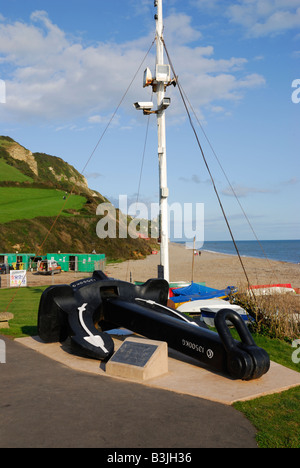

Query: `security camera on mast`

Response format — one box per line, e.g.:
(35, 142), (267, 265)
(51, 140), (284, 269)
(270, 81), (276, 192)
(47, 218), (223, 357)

(133, 0), (176, 283)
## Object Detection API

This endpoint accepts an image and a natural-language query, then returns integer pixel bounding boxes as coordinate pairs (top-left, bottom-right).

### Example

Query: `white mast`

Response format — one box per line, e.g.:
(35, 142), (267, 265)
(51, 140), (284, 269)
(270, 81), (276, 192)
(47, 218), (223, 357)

(135, 0), (172, 283)
(155, 0), (169, 283)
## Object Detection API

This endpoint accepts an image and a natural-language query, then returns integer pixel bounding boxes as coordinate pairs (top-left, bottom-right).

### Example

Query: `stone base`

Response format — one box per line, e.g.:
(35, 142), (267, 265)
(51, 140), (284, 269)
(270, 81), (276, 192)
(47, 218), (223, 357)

(0, 312), (14, 329)
(106, 337), (168, 382)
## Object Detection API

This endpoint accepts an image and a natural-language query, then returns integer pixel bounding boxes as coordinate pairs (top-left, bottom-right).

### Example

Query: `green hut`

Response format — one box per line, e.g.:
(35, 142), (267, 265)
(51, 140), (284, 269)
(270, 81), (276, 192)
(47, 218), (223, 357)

(46, 253), (106, 273)
(0, 253), (36, 270)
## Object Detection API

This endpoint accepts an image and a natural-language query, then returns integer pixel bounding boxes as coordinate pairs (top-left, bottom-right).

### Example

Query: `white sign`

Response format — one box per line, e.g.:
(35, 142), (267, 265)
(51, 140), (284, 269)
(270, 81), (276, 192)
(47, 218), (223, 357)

(10, 270), (27, 288)
(0, 339), (6, 364)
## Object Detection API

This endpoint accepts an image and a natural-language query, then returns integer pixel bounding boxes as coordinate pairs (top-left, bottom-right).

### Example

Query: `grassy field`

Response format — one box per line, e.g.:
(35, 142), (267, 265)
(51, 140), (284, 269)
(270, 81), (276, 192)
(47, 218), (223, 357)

(0, 187), (87, 223)
(0, 286), (47, 338)
(0, 285), (299, 448)
(0, 159), (33, 183)
(234, 387), (299, 448)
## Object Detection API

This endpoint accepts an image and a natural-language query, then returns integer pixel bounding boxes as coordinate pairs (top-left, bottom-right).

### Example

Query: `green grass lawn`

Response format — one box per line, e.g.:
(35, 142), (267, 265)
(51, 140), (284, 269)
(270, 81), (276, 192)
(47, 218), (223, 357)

(0, 187), (86, 223)
(0, 158), (33, 183)
(234, 387), (300, 448)
(230, 329), (300, 373)
(0, 286), (47, 338)
(0, 285), (299, 448)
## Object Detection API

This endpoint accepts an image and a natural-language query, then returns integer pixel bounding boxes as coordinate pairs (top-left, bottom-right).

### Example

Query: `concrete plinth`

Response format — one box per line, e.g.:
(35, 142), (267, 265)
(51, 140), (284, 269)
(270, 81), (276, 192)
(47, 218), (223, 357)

(106, 337), (168, 381)
(15, 335), (300, 405)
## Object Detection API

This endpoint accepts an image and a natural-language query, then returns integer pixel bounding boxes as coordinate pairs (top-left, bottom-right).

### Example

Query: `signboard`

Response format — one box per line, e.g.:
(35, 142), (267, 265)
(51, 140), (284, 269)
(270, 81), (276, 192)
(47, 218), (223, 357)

(10, 270), (27, 288)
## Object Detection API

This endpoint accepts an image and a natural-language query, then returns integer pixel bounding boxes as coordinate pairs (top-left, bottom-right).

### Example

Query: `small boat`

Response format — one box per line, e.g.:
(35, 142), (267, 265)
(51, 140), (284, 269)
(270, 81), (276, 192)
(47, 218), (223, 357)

(135, 280), (193, 288)
(169, 282), (237, 308)
(135, 281), (206, 288)
(170, 281), (202, 288)
(177, 298), (250, 327)
(249, 283), (296, 296)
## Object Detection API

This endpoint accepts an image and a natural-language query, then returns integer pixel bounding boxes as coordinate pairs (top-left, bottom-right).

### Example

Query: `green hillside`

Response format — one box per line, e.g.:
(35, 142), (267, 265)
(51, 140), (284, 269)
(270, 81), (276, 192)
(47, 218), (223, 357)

(0, 158), (33, 183)
(0, 135), (95, 197)
(0, 187), (86, 223)
(0, 136), (157, 260)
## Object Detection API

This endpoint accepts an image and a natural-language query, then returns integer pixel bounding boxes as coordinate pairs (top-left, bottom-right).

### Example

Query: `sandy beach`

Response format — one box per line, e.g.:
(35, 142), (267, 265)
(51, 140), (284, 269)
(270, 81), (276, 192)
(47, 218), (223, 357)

(105, 243), (300, 291)
(1, 242), (299, 291)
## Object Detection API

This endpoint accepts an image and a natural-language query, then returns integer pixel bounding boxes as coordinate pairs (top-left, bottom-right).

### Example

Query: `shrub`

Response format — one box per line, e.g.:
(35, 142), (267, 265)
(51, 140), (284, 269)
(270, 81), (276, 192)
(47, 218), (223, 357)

(233, 284), (300, 342)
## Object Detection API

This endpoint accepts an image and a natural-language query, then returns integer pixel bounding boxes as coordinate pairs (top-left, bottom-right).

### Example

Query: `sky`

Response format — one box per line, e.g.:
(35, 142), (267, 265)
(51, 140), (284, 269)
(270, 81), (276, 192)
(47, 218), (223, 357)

(0, 0), (299, 242)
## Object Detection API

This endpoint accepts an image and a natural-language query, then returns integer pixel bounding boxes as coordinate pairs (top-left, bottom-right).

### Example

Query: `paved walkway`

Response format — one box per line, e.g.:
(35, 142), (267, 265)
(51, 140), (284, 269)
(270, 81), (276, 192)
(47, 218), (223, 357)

(0, 335), (258, 448)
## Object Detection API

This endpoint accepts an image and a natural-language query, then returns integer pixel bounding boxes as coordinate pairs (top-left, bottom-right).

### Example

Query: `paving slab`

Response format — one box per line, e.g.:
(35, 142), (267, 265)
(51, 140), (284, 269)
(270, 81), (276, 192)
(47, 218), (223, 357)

(16, 335), (300, 405)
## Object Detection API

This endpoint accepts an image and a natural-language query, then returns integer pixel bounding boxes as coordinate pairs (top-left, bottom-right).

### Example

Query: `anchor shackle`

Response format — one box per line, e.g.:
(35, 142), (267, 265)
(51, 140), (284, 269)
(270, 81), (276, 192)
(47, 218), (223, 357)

(215, 309), (270, 381)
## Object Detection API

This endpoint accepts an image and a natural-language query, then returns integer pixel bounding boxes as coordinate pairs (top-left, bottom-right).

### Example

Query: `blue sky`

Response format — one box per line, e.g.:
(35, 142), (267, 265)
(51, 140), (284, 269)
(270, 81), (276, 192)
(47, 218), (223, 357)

(0, 0), (299, 241)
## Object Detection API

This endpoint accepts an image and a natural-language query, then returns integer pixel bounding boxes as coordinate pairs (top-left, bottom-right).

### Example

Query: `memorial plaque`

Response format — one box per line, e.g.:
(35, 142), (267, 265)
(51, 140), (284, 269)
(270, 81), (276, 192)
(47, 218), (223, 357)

(110, 341), (158, 368)
(106, 337), (168, 381)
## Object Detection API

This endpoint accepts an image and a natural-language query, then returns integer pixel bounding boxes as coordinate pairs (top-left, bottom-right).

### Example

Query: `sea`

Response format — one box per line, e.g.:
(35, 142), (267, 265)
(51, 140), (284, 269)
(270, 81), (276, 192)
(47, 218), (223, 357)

(199, 240), (300, 265)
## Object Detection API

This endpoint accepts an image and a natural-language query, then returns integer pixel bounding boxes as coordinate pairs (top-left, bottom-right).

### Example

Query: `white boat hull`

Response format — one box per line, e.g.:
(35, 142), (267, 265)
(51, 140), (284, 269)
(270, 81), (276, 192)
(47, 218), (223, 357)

(177, 298), (250, 327)
(249, 284), (295, 296)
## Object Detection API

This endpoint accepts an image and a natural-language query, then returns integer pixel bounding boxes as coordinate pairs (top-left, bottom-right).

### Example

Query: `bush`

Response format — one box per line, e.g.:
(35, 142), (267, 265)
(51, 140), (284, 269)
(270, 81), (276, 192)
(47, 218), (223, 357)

(233, 284), (300, 342)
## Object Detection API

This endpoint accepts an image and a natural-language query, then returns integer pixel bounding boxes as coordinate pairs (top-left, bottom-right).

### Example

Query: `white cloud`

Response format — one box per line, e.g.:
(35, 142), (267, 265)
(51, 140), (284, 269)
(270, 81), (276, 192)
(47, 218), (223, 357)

(0, 9), (265, 124)
(282, 177), (299, 186)
(191, 0), (220, 10)
(0, 12), (148, 122)
(222, 184), (278, 198)
(226, 0), (300, 37)
(164, 13), (202, 45)
(84, 171), (103, 180)
(129, 0), (153, 17)
(192, 0), (300, 37)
